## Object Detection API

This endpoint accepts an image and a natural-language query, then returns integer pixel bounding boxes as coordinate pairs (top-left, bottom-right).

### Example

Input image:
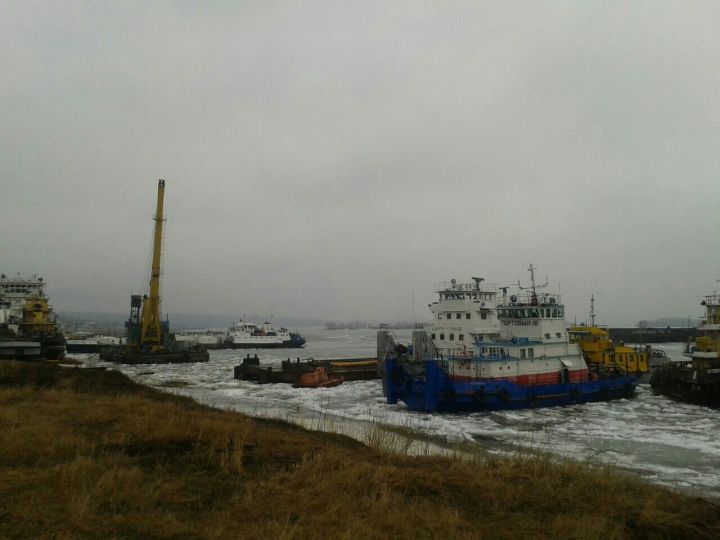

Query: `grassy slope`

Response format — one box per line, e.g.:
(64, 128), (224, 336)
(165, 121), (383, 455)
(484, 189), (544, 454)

(0, 361), (718, 540)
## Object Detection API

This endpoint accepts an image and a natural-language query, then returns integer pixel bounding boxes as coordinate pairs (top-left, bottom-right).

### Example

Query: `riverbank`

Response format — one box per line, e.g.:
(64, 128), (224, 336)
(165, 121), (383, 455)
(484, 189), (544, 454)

(1, 361), (719, 539)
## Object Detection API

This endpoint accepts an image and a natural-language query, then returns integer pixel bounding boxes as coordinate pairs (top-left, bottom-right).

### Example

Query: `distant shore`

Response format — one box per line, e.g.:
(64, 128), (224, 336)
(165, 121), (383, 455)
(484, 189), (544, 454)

(1, 360), (719, 539)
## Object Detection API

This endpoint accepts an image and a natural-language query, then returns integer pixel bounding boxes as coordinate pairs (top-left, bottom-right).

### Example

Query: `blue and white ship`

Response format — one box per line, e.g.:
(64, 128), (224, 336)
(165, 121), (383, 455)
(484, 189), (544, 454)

(381, 265), (637, 412)
(226, 320), (306, 349)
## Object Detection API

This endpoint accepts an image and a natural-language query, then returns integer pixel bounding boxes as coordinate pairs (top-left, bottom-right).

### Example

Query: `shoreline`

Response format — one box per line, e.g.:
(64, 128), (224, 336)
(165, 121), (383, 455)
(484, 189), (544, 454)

(2, 359), (719, 538)
(81, 350), (720, 502)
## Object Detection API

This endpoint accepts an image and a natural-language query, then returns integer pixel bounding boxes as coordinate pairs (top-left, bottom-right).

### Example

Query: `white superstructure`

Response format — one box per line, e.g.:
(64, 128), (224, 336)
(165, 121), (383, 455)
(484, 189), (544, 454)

(0, 273), (47, 334)
(441, 266), (588, 384)
(227, 321), (294, 346)
(429, 277), (503, 356)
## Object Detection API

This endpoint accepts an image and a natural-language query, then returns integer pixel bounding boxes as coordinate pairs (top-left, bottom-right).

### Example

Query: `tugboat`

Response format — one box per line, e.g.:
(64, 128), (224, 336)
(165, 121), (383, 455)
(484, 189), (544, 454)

(649, 289), (720, 407)
(568, 295), (651, 382)
(0, 273), (65, 359)
(382, 265), (637, 412)
(225, 320), (305, 349)
(100, 180), (208, 364)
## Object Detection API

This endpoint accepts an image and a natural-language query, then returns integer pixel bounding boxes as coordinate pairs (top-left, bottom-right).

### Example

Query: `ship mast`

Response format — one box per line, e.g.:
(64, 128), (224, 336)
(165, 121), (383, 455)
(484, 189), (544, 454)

(522, 264), (546, 305)
(590, 294), (596, 327)
(140, 179), (165, 348)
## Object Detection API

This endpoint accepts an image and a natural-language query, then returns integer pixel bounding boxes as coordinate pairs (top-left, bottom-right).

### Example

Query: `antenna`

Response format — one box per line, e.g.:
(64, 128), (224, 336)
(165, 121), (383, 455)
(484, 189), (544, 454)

(518, 263), (548, 305)
(590, 294), (596, 327)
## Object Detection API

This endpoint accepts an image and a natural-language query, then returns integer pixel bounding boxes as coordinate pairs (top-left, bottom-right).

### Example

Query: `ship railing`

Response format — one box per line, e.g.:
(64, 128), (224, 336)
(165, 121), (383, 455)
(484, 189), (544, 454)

(434, 281), (499, 293)
(496, 294), (563, 307)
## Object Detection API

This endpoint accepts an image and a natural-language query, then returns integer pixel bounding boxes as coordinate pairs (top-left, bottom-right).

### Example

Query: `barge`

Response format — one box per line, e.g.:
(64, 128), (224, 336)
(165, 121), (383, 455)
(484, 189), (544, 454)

(233, 354), (378, 385)
(650, 289), (720, 407)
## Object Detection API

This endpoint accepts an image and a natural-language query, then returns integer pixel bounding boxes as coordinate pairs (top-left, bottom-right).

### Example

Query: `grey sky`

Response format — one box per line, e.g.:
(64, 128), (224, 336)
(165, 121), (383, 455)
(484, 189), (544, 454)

(2, 1), (719, 326)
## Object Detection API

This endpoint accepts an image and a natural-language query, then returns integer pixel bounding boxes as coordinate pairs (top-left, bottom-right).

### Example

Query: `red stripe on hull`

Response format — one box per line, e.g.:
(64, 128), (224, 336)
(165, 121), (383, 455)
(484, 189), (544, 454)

(450, 369), (589, 386)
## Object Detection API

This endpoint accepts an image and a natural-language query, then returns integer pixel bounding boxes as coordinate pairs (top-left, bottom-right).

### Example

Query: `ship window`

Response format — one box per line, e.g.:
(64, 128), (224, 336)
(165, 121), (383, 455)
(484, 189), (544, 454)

(459, 334), (464, 341)
(449, 334), (455, 341)
(556, 332), (561, 338)
(446, 313), (452, 319)
(528, 348), (534, 358)
(481, 312), (487, 320)
(438, 314), (442, 319)
(431, 333), (436, 340)
(545, 333), (550, 339)
(520, 349), (526, 358)
(456, 313), (461, 319)
(466, 313), (471, 319)
(530, 308), (538, 318)
(558, 308), (564, 317)
(440, 333), (445, 340)
(552, 308), (557, 317)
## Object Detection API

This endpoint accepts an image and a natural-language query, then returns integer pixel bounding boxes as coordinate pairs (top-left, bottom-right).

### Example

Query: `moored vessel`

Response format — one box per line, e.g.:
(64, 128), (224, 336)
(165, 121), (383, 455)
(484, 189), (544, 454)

(382, 265), (637, 412)
(234, 355), (378, 385)
(0, 273), (65, 359)
(100, 180), (208, 364)
(649, 289), (720, 407)
(65, 335), (125, 353)
(568, 295), (651, 382)
(225, 320), (305, 349)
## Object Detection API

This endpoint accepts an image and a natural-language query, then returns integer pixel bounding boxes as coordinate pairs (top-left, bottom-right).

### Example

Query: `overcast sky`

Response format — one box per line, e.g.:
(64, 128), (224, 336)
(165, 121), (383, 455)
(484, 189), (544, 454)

(2, 1), (719, 326)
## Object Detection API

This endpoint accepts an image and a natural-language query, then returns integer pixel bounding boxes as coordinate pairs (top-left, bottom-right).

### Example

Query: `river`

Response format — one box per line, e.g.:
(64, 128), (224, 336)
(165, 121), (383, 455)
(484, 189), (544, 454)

(83, 328), (720, 500)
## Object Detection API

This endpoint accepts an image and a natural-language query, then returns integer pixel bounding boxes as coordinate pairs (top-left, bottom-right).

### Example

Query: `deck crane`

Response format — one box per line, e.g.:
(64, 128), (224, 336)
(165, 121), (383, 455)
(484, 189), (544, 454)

(105, 180), (208, 364)
(140, 178), (166, 350)
(126, 179), (167, 352)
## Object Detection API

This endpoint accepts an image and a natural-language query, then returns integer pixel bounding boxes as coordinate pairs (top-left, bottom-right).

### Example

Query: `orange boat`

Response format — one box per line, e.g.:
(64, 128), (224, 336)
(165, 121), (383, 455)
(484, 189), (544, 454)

(293, 367), (344, 388)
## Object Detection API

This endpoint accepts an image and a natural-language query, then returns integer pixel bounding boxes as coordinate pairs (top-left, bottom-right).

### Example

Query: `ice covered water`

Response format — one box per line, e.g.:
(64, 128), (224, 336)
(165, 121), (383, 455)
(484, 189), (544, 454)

(85, 331), (720, 500)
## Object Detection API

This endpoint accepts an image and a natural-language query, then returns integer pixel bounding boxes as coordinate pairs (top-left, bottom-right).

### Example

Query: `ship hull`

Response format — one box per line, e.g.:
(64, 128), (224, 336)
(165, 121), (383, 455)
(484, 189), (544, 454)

(225, 333), (306, 349)
(649, 363), (720, 408)
(225, 340), (305, 349)
(386, 359), (637, 412)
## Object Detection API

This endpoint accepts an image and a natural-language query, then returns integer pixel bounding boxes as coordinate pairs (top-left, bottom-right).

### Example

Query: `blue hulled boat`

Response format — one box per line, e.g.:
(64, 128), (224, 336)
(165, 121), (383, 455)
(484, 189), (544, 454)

(380, 265), (637, 413)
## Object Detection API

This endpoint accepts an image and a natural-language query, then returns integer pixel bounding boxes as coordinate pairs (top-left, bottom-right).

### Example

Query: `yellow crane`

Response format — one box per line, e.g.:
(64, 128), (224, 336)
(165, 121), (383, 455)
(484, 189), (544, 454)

(105, 179), (209, 364)
(126, 179), (167, 353)
(140, 179), (165, 350)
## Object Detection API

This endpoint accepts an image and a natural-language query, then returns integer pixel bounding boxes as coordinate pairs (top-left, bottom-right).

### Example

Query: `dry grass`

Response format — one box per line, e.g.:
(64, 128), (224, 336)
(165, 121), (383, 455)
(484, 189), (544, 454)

(0, 360), (718, 540)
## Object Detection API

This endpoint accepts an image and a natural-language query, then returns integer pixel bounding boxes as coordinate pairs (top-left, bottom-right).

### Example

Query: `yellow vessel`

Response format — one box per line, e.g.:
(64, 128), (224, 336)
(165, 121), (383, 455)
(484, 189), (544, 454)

(18, 294), (66, 359)
(568, 296), (649, 378)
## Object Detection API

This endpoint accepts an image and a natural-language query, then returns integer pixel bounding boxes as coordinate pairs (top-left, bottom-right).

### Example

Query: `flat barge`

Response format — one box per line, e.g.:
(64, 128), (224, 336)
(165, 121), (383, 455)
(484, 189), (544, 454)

(233, 355), (378, 385)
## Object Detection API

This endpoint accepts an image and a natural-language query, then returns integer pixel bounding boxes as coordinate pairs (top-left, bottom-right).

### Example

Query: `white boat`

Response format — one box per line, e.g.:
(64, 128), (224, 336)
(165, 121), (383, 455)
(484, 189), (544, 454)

(225, 320), (306, 349)
(174, 331), (224, 347)
(65, 335), (125, 353)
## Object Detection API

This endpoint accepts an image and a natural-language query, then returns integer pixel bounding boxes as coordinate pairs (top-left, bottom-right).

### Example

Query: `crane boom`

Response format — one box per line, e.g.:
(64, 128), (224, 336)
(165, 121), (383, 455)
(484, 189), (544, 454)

(140, 179), (165, 348)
